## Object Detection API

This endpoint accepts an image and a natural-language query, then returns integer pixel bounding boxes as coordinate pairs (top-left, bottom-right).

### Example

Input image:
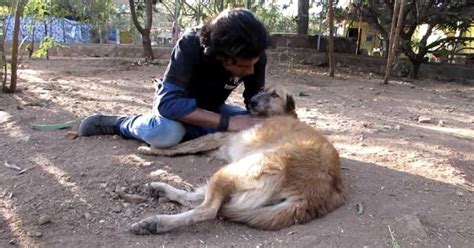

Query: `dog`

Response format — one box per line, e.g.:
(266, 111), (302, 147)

(130, 85), (345, 234)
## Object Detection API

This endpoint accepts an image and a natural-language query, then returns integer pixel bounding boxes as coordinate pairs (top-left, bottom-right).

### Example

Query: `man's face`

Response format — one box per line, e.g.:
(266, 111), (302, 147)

(222, 57), (260, 77)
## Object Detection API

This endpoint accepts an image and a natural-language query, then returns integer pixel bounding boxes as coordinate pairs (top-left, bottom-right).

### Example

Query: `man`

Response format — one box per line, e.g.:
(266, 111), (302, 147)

(79, 8), (270, 148)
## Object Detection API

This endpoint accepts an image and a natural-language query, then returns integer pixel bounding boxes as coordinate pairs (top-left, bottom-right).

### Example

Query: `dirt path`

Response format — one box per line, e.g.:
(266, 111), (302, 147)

(1, 57), (473, 247)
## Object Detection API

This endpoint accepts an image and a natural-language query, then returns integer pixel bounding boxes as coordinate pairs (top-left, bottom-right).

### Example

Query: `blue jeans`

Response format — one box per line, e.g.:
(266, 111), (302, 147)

(118, 104), (248, 148)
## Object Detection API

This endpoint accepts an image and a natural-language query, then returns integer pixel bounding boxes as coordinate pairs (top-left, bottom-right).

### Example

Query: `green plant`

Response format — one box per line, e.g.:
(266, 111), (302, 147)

(32, 37), (62, 58)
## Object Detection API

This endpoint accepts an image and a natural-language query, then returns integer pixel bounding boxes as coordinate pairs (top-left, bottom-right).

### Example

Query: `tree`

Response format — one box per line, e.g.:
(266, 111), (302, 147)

(352, 0), (474, 79)
(383, 0), (405, 84)
(3, 0), (28, 93)
(129, 0), (155, 60)
(297, 0), (309, 34)
(327, 0), (335, 77)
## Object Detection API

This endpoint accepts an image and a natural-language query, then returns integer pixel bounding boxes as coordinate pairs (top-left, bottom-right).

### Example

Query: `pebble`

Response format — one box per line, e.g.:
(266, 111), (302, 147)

(65, 131), (79, 139)
(99, 219), (106, 224)
(438, 120), (445, 127)
(119, 193), (147, 204)
(418, 116), (432, 123)
(99, 183), (108, 189)
(38, 215), (51, 225)
(456, 191), (464, 197)
(111, 206), (122, 213)
(27, 231), (43, 237)
(299, 91), (310, 97)
(84, 212), (93, 221)
(125, 209), (134, 217)
(8, 239), (16, 245)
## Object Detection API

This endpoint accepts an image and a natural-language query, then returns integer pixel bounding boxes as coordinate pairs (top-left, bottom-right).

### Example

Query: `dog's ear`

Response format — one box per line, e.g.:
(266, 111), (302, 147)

(285, 94), (296, 112)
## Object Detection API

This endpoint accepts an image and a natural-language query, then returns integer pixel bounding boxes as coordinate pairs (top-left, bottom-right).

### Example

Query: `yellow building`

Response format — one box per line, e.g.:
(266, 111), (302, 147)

(340, 19), (383, 56)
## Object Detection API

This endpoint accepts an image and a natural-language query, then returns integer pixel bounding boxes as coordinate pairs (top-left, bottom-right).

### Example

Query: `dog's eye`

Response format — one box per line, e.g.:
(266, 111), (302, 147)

(271, 91), (279, 98)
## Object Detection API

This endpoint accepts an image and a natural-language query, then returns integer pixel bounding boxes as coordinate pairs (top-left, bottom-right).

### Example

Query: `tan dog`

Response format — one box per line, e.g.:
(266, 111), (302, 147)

(130, 85), (345, 234)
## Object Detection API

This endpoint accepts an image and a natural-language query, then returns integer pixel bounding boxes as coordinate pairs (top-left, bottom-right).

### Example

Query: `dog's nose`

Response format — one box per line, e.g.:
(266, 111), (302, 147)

(249, 99), (258, 108)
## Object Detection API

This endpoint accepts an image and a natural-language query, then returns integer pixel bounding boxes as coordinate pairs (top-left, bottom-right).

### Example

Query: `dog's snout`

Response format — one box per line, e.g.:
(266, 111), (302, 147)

(249, 98), (258, 107)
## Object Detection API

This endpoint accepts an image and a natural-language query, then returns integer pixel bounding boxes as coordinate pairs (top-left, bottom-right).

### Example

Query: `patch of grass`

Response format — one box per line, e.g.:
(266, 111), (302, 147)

(388, 225), (401, 248)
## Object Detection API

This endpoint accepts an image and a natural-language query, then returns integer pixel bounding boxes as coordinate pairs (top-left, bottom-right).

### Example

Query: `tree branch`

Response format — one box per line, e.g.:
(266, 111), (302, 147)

(144, 0), (153, 31)
(426, 37), (474, 51)
(129, 0), (144, 35)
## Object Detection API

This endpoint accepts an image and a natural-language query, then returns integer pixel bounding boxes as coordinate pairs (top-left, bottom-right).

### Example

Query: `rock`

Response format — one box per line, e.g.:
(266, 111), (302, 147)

(84, 212), (93, 221)
(298, 92), (310, 97)
(8, 239), (16, 245)
(65, 131), (79, 139)
(99, 219), (106, 224)
(27, 231), (43, 237)
(118, 192), (147, 204)
(456, 191), (464, 197)
(393, 213), (429, 240)
(99, 183), (107, 189)
(418, 116), (432, 123)
(317, 100), (323, 104)
(438, 120), (445, 127)
(124, 209), (134, 217)
(38, 215), (51, 225)
(111, 206), (122, 213)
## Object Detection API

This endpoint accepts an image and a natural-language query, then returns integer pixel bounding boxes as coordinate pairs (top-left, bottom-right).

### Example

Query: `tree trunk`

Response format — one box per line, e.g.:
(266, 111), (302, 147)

(1, 17), (5, 90)
(43, 20), (49, 60)
(297, 0), (309, 35)
(8, 0), (27, 93)
(328, 0), (335, 77)
(246, 0), (253, 10)
(383, 0), (404, 84)
(412, 61), (421, 79)
(129, 0), (154, 60)
(142, 29), (154, 60)
(29, 24), (35, 58)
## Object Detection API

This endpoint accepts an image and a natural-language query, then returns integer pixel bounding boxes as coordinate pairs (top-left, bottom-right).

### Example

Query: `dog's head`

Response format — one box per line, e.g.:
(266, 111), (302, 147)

(248, 85), (297, 118)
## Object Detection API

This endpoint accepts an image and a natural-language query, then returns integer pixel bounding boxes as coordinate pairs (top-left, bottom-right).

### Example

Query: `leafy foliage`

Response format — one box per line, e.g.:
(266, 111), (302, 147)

(351, 0), (474, 78)
(32, 37), (62, 58)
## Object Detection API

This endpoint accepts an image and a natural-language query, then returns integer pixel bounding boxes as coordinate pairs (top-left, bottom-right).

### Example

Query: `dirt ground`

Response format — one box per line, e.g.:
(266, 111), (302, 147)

(0, 57), (473, 247)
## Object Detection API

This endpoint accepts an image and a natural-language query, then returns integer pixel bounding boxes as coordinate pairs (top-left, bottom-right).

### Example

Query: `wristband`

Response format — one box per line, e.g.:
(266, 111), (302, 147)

(217, 114), (230, 131)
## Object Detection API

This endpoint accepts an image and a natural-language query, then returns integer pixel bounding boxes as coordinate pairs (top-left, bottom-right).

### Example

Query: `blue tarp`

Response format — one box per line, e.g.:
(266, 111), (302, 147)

(4, 16), (92, 43)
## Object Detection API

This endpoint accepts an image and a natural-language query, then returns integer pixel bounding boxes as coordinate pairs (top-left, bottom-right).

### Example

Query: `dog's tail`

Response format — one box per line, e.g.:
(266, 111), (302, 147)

(220, 192), (344, 230)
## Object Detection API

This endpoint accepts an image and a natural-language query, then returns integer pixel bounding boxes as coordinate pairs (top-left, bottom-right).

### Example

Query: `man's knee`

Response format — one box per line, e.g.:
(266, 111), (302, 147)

(143, 121), (185, 148)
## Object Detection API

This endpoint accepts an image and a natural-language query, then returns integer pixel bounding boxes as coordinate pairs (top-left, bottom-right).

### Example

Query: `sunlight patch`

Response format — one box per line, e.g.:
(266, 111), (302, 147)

(32, 155), (90, 206)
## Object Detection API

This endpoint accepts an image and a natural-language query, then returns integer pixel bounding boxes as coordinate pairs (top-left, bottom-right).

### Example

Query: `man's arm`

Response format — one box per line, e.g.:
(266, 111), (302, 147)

(157, 82), (260, 131)
(178, 109), (261, 131)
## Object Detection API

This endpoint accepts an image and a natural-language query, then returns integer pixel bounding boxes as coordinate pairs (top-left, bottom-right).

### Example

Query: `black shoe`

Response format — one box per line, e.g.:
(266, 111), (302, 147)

(78, 114), (124, 136)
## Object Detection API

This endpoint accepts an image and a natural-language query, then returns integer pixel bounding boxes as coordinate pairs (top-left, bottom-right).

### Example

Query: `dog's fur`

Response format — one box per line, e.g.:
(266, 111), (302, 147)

(130, 85), (345, 234)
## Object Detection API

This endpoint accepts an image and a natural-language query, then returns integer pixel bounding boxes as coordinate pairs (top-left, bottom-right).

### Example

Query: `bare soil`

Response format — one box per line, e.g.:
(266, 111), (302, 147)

(1, 57), (473, 247)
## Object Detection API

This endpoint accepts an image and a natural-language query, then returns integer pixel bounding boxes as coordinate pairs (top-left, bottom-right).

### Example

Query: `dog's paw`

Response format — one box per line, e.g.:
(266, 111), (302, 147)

(129, 216), (167, 235)
(137, 146), (153, 155)
(145, 182), (169, 199)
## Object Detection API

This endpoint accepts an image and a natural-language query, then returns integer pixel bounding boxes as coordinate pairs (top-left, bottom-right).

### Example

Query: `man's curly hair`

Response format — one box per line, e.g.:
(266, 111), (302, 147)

(199, 8), (271, 61)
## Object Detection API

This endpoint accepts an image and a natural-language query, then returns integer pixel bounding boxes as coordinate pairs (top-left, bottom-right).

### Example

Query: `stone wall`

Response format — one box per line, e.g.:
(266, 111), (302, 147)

(4, 43), (473, 84)
(270, 33), (357, 54)
(48, 44), (173, 59)
(267, 48), (474, 84)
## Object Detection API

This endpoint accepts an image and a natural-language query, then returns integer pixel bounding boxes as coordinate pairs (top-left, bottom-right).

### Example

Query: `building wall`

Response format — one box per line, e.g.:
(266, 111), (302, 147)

(342, 20), (382, 56)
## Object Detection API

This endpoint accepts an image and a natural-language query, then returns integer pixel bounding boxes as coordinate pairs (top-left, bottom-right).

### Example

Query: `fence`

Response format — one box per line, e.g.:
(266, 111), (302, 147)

(3, 16), (91, 44)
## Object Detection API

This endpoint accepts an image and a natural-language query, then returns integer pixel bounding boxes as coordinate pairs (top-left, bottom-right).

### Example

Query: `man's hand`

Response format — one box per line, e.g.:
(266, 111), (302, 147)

(227, 115), (263, 131)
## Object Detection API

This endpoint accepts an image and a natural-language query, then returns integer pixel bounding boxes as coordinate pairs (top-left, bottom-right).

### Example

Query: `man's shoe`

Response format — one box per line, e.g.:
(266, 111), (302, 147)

(78, 114), (123, 136)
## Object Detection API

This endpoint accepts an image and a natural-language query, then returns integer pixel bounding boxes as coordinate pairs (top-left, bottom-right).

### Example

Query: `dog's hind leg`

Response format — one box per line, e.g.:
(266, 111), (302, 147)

(146, 182), (205, 207)
(130, 174), (232, 235)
